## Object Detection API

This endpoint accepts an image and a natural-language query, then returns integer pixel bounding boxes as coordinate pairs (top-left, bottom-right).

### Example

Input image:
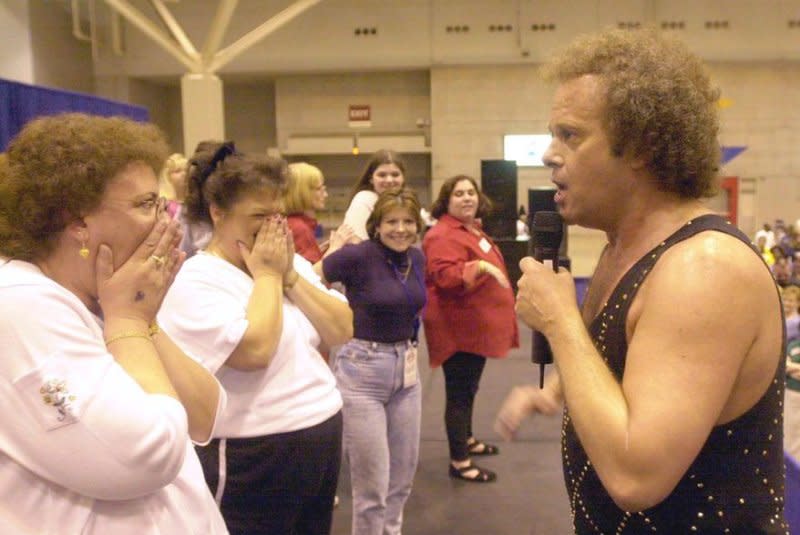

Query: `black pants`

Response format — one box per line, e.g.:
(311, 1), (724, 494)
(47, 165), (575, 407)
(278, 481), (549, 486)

(442, 352), (487, 461)
(196, 411), (343, 535)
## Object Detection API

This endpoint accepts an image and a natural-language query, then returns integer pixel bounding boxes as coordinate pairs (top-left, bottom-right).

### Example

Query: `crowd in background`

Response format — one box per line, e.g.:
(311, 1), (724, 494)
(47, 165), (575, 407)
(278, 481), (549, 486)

(755, 219), (800, 287)
(760, 219), (800, 462)
(750, 216), (800, 472)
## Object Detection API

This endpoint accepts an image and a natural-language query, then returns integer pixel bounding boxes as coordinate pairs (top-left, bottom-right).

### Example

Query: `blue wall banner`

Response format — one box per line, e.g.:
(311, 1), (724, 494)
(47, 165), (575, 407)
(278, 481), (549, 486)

(1, 78), (148, 151)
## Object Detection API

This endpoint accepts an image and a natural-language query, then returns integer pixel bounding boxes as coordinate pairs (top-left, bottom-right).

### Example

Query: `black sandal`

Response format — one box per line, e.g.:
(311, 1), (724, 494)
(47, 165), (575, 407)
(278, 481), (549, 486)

(449, 462), (497, 483)
(467, 438), (500, 456)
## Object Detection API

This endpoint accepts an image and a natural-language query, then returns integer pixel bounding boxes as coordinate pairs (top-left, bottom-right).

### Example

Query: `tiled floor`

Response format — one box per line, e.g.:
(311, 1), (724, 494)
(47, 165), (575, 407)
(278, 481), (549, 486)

(331, 322), (573, 535)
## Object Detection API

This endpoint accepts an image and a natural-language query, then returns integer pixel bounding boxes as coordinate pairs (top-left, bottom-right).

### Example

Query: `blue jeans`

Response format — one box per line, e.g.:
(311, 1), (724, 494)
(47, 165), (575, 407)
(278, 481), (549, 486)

(334, 339), (421, 535)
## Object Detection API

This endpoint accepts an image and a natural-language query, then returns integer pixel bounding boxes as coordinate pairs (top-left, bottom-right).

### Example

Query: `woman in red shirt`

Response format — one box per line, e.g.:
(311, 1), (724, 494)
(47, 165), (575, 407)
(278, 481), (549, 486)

(285, 162), (328, 263)
(423, 174), (519, 483)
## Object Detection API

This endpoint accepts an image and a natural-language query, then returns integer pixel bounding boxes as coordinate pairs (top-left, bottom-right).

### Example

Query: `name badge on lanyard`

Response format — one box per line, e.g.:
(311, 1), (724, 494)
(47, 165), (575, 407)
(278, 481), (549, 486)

(479, 237), (491, 254)
(403, 344), (418, 388)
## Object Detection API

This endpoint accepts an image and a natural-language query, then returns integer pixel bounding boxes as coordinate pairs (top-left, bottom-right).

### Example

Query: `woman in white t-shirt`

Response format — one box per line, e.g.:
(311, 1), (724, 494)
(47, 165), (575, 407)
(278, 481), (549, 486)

(158, 141), (353, 535)
(343, 149), (406, 240)
(0, 113), (227, 535)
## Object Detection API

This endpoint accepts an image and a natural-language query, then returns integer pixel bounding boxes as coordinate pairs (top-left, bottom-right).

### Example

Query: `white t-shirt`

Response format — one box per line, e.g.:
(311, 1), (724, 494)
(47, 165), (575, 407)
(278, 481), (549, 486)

(343, 190), (379, 241)
(158, 253), (343, 438)
(0, 260), (227, 535)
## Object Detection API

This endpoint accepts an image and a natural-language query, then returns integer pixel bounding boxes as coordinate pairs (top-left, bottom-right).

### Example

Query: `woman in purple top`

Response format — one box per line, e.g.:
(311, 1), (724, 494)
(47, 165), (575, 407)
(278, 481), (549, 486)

(320, 187), (426, 535)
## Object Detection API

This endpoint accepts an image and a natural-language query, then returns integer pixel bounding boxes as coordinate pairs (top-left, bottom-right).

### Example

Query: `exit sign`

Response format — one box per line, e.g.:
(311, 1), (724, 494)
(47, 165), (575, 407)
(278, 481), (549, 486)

(348, 105), (372, 128)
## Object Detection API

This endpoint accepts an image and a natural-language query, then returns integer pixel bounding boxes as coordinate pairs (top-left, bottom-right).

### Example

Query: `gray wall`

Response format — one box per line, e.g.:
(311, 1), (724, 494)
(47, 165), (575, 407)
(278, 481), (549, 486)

(8, 0), (800, 274)
(29, 1), (94, 93)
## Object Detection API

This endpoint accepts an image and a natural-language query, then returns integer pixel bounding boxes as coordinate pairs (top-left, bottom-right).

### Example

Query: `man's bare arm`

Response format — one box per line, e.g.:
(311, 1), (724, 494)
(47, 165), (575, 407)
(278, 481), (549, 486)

(519, 233), (779, 511)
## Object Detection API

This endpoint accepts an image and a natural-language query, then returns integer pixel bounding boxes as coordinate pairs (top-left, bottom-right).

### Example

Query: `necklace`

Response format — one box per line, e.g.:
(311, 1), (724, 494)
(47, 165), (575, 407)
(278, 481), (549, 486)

(398, 263), (412, 282)
(388, 255), (412, 282)
(204, 247), (228, 262)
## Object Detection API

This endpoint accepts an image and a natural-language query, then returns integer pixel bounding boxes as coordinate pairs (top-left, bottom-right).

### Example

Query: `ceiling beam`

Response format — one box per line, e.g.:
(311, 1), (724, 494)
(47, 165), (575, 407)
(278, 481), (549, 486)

(103, 0), (200, 71)
(148, 0), (198, 57)
(208, 0), (323, 72)
(201, 0), (239, 67)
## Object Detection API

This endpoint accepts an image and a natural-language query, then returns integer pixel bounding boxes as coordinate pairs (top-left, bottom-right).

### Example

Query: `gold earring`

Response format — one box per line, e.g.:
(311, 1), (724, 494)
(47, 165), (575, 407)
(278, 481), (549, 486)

(79, 240), (89, 259)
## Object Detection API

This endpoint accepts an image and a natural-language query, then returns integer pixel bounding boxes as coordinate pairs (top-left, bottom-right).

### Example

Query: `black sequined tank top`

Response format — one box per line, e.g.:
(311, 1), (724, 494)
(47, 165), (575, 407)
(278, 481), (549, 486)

(563, 215), (788, 534)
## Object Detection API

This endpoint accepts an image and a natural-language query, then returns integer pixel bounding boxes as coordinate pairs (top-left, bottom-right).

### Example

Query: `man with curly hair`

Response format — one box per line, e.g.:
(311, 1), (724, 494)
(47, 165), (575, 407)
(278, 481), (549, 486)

(497, 28), (788, 534)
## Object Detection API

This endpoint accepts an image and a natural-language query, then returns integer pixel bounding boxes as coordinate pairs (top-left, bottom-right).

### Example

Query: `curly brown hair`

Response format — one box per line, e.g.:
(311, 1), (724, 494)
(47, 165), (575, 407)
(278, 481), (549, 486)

(184, 140), (288, 225)
(0, 113), (168, 261)
(430, 175), (493, 220)
(541, 28), (721, 199)
(366, 187), (423, 240)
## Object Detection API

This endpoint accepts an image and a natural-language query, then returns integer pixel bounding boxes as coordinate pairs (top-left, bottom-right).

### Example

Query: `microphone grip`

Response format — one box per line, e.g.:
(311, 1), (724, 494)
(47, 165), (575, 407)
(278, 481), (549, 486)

(532, 332), (552, 389)
(531, 247), (559, 388)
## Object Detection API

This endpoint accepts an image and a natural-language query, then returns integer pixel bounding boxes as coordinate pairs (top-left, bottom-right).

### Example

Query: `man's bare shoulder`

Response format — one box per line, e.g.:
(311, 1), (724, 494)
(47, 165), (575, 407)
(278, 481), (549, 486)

(629, 227), (777, 344)
(628, 226), (782, 422)
(652, 228), (771, 292)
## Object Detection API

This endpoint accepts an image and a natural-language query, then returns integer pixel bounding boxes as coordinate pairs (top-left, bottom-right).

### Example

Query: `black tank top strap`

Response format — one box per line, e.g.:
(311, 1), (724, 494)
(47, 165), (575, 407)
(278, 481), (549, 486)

(590, 214), (762, 378)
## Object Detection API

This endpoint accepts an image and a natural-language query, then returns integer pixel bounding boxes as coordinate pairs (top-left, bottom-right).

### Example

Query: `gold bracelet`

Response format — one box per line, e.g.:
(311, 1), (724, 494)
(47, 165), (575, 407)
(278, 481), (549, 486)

(148, 322), (160, 336)
(105, 331), (153, 346)
(105, 322), (160, 346)
(283, 269), (300, 291)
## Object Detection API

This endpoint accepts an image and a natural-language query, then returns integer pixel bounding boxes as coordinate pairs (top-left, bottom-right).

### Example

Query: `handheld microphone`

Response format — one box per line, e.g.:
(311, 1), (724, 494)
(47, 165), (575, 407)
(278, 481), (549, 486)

(531, 211), (564, 388)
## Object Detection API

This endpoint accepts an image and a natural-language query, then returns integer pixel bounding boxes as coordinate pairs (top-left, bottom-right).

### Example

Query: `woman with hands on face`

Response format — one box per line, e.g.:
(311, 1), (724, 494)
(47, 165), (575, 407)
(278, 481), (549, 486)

(422, 175), (519, 483)
(157, 142), (352, 535)
(0, 113), (227, 535)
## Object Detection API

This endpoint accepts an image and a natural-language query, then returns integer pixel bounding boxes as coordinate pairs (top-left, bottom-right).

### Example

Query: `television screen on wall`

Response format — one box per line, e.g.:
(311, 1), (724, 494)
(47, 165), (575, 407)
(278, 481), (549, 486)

(503, 134), (552, 167)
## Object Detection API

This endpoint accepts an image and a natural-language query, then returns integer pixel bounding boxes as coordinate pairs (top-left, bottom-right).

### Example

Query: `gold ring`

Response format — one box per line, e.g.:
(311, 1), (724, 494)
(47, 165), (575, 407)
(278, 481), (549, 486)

(150, 254), (165, 266)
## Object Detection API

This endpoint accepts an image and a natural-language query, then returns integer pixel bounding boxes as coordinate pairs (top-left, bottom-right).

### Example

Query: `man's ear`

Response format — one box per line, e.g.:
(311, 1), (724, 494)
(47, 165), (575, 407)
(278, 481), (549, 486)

(629, 156), (648, 171)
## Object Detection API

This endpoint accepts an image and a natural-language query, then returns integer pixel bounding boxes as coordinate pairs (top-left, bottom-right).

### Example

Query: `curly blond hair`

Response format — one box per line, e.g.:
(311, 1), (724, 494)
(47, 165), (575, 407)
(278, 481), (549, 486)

(0, 113), (168, 261)
(542, 28), (720, 199)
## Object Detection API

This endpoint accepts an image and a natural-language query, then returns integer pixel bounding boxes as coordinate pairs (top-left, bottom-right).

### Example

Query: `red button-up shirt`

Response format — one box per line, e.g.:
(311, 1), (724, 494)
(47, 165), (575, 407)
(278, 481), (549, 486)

(422, 214), (519, 367)
(287, 213), (323, 264)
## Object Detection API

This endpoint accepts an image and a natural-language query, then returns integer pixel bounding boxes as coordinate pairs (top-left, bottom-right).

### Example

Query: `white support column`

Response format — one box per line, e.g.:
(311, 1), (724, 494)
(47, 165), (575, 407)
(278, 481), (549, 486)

(0, 0), (34, 83)
(181, 73), (225, 155)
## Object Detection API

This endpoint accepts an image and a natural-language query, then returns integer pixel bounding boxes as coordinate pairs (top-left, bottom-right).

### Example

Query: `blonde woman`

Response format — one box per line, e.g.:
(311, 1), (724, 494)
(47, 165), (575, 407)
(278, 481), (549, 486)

(161, 149), (212, 257)
(285, 162), (328, 263)
(285, 161), (355, 265)
(159, 153), (188, 218)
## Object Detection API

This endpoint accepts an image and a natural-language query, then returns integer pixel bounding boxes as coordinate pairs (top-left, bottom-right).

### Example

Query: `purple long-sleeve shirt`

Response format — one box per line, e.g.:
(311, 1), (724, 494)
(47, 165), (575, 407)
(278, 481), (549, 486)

(323, 240), (426, 343)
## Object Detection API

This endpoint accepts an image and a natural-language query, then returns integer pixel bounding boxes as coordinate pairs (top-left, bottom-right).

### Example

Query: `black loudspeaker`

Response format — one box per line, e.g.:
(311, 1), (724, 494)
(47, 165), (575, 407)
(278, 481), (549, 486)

(480, 160), (517, 239)
(494, 239), (528, 293)
(528, 188), (568, 258)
